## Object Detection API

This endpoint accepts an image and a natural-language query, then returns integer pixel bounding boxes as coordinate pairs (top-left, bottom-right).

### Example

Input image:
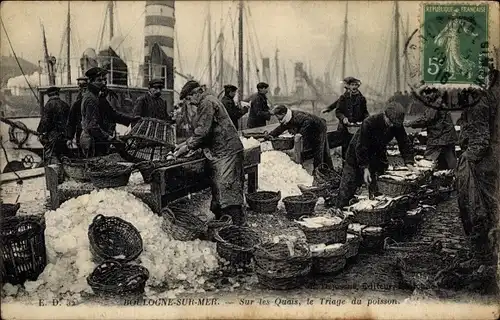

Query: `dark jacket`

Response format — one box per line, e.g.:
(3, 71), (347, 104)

(37, 96), (70, 141)
(67, 90), (84, 142)
(221, 95), (246, 129)
(81, 83), (135, 143)
(269, 110), (327, 149)
(247, 92), (271, 128)
(347, 113), (414, 173)
(332, 91), (369, 132)
(459, 98), (494, 162)
(186, 92), (244, 159)
(132, 92), (174, 126)
(407, 107), (458, 146)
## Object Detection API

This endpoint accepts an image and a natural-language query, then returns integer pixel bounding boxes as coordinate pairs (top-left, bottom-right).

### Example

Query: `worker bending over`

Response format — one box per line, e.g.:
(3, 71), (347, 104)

(266, 105), (333, 171)
(404, 94), (458, 170)
(333, 102), (415, 208)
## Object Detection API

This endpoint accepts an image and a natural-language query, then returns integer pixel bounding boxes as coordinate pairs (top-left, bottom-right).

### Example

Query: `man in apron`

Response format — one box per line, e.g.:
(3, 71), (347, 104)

(175, 80), (246, 225)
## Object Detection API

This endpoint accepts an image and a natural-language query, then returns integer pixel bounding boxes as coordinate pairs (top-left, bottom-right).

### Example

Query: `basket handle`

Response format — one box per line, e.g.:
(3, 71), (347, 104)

(383, 237), (398, 250)
(218, 215), (232, 224)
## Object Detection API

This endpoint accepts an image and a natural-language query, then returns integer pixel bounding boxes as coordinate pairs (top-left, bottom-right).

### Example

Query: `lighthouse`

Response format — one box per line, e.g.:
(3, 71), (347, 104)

(143, 0), (175, 92)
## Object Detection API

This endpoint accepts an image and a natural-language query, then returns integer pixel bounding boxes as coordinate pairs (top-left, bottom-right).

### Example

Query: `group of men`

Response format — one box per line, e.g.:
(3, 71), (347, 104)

(37, 65), (498, 287)
(37, 67), (174, 162)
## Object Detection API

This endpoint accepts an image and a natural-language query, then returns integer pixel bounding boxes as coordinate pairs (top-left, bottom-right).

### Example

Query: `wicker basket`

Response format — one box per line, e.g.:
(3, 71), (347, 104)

(313, 164), (342, 188)
(298, 217), (348, 245)
(61, 157), (90, 182)
(246, 191), (281, 213)
(396, 251), (452, 290)
(88, 214), (143, 263)
(282, 193), (318, 220)
(311, 244), (348, 274)
(271, 137), (294, 150)
(1, 215), (47, 285)
(297, 184), (331, 199)
(360, 227), (384, 251)
(1, 203), (20, 218)
(161, 207), (207, 241)
(255, 263), (311, 290)
(87, 260), (149, 296)
(345, 233), (361, 258)
(384, 238), (442, 264)
(378, 177), (418, 197)
(86, 163), (133, 188)
(121, 118), (176, 163)
(352, 203), (394, 227)
(214, 226), (261, 265)
(206, 215), (233, 242)
(254, 241), (312, 276)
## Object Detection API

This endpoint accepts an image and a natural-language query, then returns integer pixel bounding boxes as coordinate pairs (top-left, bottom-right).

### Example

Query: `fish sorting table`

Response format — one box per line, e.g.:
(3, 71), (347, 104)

(45, 146), (261, 214)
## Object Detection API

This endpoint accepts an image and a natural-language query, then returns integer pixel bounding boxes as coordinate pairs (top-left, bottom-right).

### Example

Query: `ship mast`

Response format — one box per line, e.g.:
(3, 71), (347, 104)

(41, 25), (56, 86)
(275, 48), (280, 95)
(218, 32), (224, 93)
(341, 2), (348, 80)
(108, 1), (114, 41)
(66, 1), (71, 84)
(394, 1), (401, 92)
(238, 1), (244, 99)
(207, 1), (213, 89)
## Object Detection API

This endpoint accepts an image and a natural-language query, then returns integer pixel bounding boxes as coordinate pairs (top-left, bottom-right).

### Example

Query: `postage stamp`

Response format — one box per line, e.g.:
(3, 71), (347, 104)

(421, 3), (489, 87)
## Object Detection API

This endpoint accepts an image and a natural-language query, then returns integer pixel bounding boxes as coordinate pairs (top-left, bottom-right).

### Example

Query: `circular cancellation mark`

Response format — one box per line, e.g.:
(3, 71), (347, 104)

(403, 3), (497, 111)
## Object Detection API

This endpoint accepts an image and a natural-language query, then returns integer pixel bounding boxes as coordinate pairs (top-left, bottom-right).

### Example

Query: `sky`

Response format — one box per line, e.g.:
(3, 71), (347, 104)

(1, 1), (424, 94)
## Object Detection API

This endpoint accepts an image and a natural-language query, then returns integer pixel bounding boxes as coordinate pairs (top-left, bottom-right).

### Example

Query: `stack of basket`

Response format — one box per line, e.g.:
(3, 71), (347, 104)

(1, 215), (47, 285)
(254, 240), (312, 290)
(295, 209), (353, 274)
(87, 214), (149, 296)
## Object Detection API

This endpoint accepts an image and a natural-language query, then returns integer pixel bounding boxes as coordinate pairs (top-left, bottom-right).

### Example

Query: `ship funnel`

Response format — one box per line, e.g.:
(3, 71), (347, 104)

(143, 0), (175, 90)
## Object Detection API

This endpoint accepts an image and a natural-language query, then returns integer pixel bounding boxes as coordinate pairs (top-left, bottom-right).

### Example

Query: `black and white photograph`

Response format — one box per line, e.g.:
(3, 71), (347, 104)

(1, 1), (499, 319)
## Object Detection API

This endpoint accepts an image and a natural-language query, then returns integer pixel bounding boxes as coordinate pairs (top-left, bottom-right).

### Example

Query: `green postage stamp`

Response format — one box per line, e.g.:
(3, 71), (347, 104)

(421, 3), (489, 86)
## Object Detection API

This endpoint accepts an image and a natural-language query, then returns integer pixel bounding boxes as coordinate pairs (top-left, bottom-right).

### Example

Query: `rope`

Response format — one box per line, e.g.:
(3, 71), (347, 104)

(245, 3), (263, 62)
(113, 8), (146, 52)
(0, 18), (40, 104)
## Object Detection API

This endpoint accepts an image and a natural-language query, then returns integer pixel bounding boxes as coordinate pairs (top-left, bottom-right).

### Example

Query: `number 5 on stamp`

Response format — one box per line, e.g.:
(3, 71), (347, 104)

(422, 3), (489, 85)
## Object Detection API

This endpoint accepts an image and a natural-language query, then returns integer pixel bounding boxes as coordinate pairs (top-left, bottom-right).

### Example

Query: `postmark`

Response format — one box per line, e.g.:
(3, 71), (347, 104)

(404, 2), (498, 110)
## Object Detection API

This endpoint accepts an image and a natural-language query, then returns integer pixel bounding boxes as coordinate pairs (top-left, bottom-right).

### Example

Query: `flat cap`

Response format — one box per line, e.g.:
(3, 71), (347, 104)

(385, 101), (405, 126)
(257, 82), (269, 89)
(149, 78), (164, 88)
(76, 76), (88, 81)
(271, 104), (288, 115)
(180, 80), (201, 100)
(224, 84), (238, 91)
(343, 76), (361, 85)
(85, 66), (108, 79)
(46, 86), (60, 94)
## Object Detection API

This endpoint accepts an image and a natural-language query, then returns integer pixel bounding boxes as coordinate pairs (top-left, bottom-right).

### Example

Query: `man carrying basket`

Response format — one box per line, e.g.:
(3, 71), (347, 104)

(174, 80), (246, 226)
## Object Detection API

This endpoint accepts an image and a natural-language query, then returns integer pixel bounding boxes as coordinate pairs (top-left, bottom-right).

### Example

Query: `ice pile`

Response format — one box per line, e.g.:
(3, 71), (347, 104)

(258, 151), (313, 202)
(12, 189), (219, 298)
(240, 137), (261, 149)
